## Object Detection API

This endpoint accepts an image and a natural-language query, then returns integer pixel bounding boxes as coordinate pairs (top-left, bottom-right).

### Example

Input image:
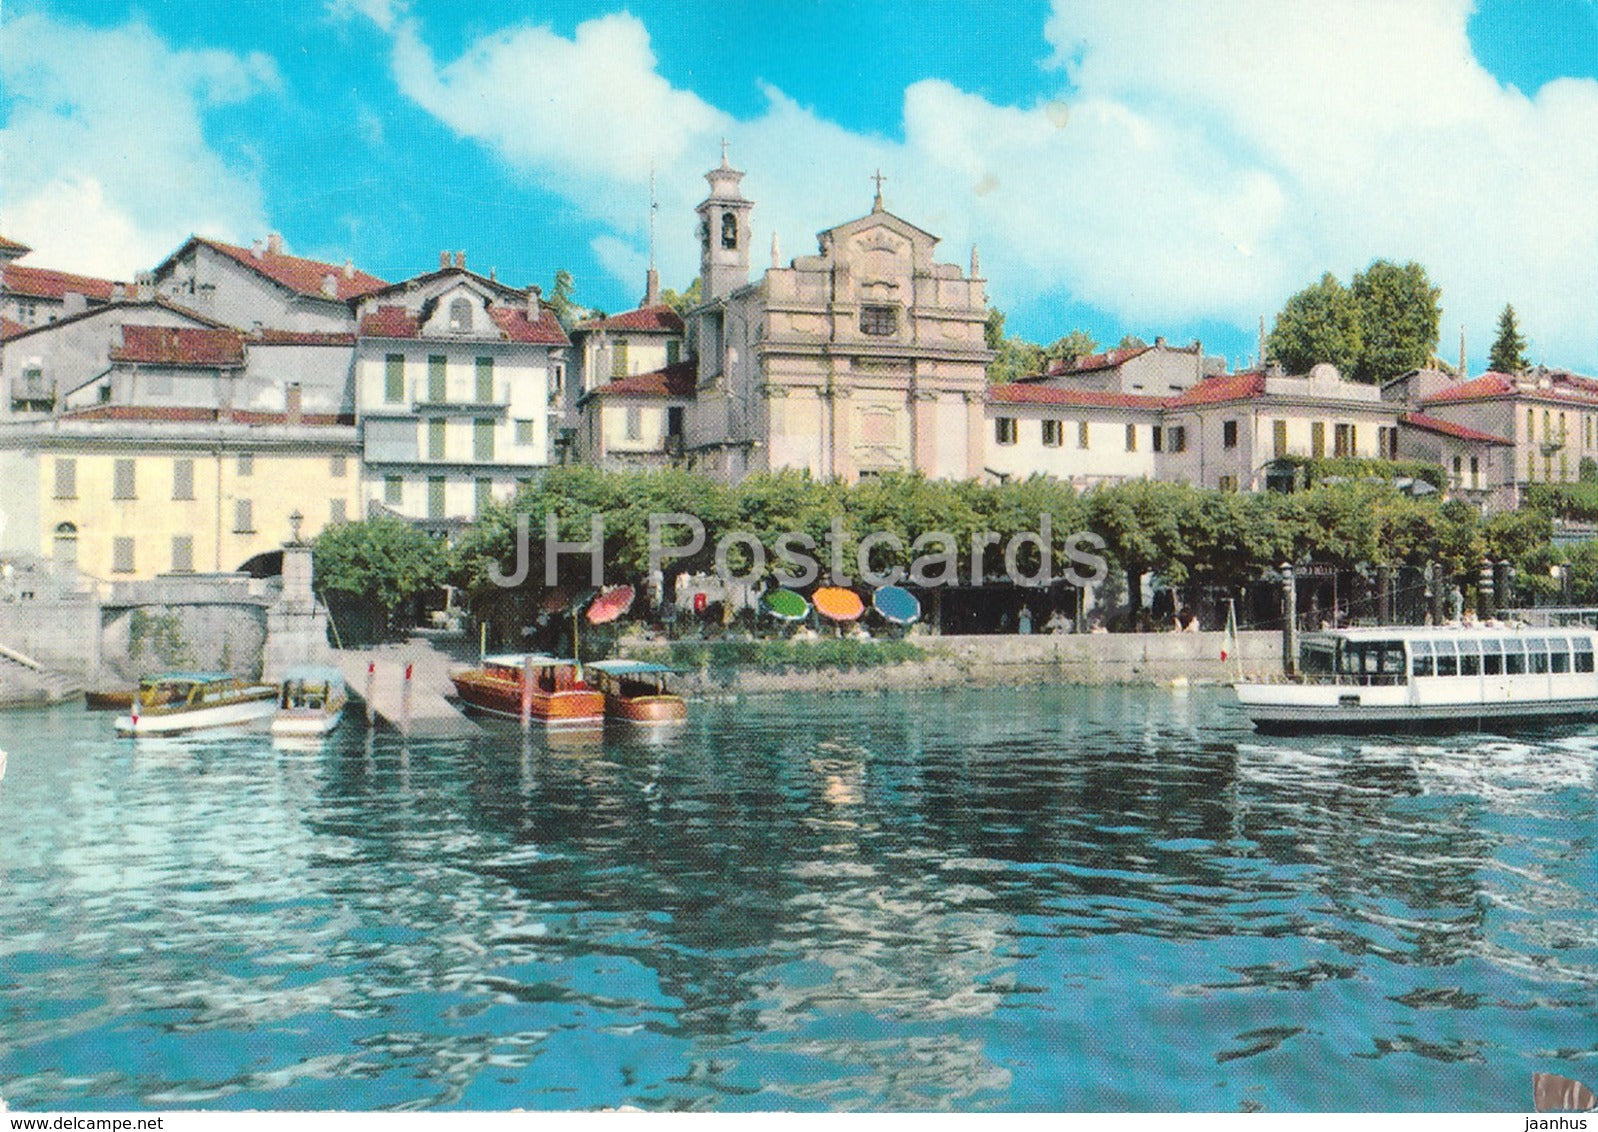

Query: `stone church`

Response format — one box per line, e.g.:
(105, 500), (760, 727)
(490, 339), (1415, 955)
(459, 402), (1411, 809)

(680, 152), (993, 483)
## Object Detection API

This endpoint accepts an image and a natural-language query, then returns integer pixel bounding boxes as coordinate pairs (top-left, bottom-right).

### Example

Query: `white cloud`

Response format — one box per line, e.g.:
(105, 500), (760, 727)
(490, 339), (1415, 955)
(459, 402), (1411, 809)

(0, 13), (275, 279)
(383, 3), (1598, 367)
(327, 0), (407, 34)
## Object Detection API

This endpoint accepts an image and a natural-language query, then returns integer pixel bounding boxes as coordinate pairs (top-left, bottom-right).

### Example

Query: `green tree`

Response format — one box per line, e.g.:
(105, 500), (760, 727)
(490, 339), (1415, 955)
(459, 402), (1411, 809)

(313, 517), (453, 638)
(1043, 330), (1099, 367)
(1117, 334), (1148, 351)
(1349, 259), (1441, 383)
(660, 276), (702, 315)
(544, 269), (582, 329)
(984, 308), (1045, 384)
(1266, 272), (1363, 376)
(1488, 304), (1528, 374)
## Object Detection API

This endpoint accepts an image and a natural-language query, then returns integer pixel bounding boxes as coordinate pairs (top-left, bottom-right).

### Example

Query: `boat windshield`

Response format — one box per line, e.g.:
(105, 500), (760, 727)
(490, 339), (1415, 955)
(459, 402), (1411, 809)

(1303, 638), (1407, 684)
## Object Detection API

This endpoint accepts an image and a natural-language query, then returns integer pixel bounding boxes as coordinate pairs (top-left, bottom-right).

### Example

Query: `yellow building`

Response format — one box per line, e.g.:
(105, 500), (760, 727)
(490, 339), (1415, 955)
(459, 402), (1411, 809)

(0, 406), (361, 581)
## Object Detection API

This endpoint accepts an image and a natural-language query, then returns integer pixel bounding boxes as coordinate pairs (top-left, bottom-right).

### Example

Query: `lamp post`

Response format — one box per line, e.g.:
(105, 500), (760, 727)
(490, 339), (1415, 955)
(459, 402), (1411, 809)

(289, 508), (305, 546)
(1280, 562), (1298, 677)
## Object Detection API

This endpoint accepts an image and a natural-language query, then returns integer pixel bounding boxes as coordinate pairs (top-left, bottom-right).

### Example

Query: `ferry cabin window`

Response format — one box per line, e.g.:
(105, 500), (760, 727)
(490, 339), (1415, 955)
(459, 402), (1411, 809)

(1434, 640), (1459, 677)
(1459, 638), (1481, 677)
(1504, 637), (1526, 675)
(1410, 639), (1433, 677)
(1482, 639), (1504, 676)
(1551, 637), (1572, 674)
(1301, 643), (1336, 675)
(1577, 638), (1595, 673)
(1336, 640), (1405, 681)
(1529, 639), (1550, 675)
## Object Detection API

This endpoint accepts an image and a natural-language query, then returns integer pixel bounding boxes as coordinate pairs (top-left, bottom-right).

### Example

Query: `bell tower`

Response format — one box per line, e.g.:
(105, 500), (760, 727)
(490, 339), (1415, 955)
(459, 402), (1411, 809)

(696, 142), (752, 302)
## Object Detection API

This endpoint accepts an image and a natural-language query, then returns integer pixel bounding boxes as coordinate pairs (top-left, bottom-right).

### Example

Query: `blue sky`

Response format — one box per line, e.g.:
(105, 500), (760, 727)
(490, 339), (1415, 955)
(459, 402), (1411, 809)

(6, 1), (1598, 371)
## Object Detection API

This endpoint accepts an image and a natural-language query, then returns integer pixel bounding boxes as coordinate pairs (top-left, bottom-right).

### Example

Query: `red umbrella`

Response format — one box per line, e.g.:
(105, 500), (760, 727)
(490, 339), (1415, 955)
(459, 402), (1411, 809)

(586, 584), (636, 625)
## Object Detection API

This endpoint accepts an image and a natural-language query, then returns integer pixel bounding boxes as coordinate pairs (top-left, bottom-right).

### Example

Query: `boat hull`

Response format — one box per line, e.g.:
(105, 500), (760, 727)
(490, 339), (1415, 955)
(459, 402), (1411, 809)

(1235, 682), (1598, 734)
(85, 690), (135, 711)
(271, 708), (345, 736)
(606, 693), (688, 726)
(115, 690), (278, 736)
(450, 672), (604, 727)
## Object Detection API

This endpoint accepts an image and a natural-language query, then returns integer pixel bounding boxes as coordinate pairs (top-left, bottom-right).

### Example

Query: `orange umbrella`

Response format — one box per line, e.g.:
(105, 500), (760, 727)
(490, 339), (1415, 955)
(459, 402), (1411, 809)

(586, 584), (636, 625)
(812, 586), (865, 622)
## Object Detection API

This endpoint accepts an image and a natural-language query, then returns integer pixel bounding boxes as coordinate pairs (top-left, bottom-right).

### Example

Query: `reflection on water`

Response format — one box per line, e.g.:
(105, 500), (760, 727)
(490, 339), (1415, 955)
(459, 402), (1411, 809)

(0, 687), (1595, 1111)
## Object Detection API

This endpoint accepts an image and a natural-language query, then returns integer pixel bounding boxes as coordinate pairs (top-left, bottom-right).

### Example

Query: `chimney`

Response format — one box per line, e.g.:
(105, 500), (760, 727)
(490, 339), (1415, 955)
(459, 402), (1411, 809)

(440, 250), (451, 270)
(285, 383), (303, 426)
(252, 240), (265, 260)
(321, 273), (338, 298)
(489, 267), (497, 282)
(1154, 335), (1166, 349)
(644, 266), (660, 307)
(266, 232), (283, 255)
(771, 232), (782, 270)
(111, 282), (126, 302)
(454, 251), (465, 270)
(134, 271), (155, 302)
(970, 244), (981, 279)
(525, 285), (541, 319)
(344, 258), (355, 280)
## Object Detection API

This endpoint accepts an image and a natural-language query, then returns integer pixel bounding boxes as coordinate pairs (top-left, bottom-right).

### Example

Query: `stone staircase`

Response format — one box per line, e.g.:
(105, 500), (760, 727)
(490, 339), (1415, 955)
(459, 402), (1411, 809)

(0, 644), (83, 708)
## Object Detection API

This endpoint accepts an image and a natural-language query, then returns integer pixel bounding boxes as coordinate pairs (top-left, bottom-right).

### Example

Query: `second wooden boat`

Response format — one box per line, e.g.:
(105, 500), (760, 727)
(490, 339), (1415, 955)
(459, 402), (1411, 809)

(586, 659), (688, 726)
(450, 654), (604, 727)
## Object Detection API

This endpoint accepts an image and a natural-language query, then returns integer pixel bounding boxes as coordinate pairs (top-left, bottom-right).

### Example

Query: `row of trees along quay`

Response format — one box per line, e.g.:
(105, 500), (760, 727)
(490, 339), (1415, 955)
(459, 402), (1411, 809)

(311, 467), (1567, 647)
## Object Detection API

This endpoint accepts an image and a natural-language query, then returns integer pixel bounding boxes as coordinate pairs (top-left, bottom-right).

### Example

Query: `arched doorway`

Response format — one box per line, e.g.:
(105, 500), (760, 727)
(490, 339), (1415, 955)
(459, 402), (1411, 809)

(52, 522), (78, 571)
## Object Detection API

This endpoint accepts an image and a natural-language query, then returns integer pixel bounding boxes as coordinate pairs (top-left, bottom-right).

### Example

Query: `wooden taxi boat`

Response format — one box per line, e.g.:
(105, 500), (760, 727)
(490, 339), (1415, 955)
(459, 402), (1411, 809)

(272, 666), (348, 736)
(450, 654), (604, 727)
(586, 659), (688, 726)
(115, 673), (278, 736)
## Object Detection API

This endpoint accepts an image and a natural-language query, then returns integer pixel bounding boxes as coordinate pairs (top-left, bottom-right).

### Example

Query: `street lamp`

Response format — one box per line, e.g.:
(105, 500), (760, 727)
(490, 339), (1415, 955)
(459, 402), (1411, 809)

(289, 509), (304, 545)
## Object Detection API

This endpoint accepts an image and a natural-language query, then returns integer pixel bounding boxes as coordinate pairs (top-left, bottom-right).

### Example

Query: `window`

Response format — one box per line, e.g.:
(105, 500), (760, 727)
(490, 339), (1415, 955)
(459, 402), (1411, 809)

(1459, 638), (1481, 677)
(428, 418), (446, 460)
(1222, 419), (1238, 449)
(1379, 425), (1398, 460)
(113, 459), (136, 500)
(428, 355), (447, 402)
(1483, 639), (1503, 676)
(1576, 637), (1594, 673)
(1168, 426), (1187, 453)
(475, 357), (494, 402)
(1272, 420), (1287, 458)
(1529, 638), (1550, 675)
(54, 458), (76, 499)
(666, 339), (681, 366)
(859, 305), (897, 337)
(237, 452), (254, 476)
(1334, 423), (1355, 458)
(1552, 638), (1572, 674)
(721, 210), (738, 249)
(611, 340), (630, 379)
(385, 354), (405, 403)
(1505, 637), (1526, 675)
(1452, 455), (1463, 485)
(475, 477), (493, 514)
(330, 454), (347, 478)
(112, 536), (135, 574)
(171, 535), (194, 574)
(1042, 419), (1063, 448)
(1153, 426), (1164, 453)
(1311, 421), (1326, 459)
(172, 458), (194, 500)
(384, 475), (403, 505)
(1470, 456), (1479, 487)
(625, 406), (643, 440)
(667, 406), (685, 438)
(473, 418), (495, 461)
(234, 499), (254, 533)
(1410, 639), (1433, 677)
(1126, 423), (1138, 453)
(330, 498), (346, 524)
(427, 476), (446, 520)
(53, 522), (77, 569)
(1434, 639), (1458, 677)
(515, 419), (535, 445)
(1218, 474), (1239, 492)
(449, 296), (472, 333)
(1527, 407), (1535, 438)
(995, 417), (1017, 445)
(1078, 421), (1090, 449)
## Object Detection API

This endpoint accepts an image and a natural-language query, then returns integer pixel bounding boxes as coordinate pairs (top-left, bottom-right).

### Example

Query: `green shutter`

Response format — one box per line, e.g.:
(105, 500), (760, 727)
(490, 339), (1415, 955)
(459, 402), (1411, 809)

(428, 419), (446, 459)
(476, 357), (494, 403)
(666, 339), (680, 366)
(612, 340), (629, 379)
(474, 418), (495, 461)
(427, 476), (446, 519)
(428, 355), (446, 402)
(385, 354), (405, 402)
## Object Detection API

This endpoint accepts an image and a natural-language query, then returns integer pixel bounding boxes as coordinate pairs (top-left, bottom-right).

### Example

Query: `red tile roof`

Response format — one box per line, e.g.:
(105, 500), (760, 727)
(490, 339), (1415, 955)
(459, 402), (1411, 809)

(358, 306), (420, 338)
(60, 404), (353, 426)
(1420, 370), (1598, 408)
(110, 325), (245, 367)
(575, 304), (684, 334)
(193, 237), (388, 301)
(1166, 371), (1267, 407)
(987, 382), (1167, 410)
(1, 317), (25, 340)
(1043, 344), (1151, 377)
(488, 305), (570, 345)
(1399, 412), (1514, 446)
(3, 263), (121, 302)
(0, 234), (32, 257)
(590, 359), (697, 398)
(248, 329), (356, 346)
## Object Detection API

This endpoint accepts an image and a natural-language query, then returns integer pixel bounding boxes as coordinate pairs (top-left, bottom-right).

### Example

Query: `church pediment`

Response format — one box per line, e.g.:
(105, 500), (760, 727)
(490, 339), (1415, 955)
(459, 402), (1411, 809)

(818, 208), (939, 251)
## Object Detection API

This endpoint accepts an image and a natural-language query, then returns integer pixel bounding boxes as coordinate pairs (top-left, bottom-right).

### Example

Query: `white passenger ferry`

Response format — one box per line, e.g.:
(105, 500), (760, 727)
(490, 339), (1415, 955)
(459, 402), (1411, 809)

(1234, 625), (1598, 733)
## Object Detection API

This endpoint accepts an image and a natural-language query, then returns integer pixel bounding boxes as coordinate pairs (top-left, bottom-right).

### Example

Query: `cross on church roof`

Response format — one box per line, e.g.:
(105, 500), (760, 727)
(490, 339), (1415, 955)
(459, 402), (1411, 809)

(720, 138), (730, 167)
(871, 169), (887, 211)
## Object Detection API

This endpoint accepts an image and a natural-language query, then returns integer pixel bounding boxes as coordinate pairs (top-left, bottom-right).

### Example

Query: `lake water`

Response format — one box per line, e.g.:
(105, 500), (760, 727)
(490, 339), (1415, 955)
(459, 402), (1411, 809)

(1, 686), (1595, 1111)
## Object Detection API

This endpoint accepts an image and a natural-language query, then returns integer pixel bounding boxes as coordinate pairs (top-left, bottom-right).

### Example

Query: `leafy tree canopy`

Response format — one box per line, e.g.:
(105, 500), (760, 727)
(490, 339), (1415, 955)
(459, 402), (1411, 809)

(660, 276), (702, 315)
(1267, 272), (1363, 377)
(1349, 259), (1441, 383)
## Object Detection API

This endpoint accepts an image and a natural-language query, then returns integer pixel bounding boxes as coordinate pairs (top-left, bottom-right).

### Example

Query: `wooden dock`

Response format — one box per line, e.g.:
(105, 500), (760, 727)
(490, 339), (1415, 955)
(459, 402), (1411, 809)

(334, 636), (480, 738)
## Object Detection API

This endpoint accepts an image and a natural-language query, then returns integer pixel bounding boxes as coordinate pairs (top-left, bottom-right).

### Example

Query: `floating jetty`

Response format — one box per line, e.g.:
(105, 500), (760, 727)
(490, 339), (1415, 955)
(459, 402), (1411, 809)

(333, 637), (480, 739)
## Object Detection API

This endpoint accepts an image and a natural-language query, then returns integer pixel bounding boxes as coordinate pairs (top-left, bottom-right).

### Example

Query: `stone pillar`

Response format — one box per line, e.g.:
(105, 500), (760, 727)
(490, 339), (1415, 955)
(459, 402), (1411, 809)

(828, 387), (853, 482)
(1281, 562), (1299, 677)
(964, 390), (985, 480)
(913, 390), (938, 473)
(262, 539), (332, 682)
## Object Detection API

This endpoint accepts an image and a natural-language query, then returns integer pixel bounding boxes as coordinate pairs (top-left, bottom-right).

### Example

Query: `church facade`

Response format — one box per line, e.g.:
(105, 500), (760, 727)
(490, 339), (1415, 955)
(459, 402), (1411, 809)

(680, 154), (992, 483)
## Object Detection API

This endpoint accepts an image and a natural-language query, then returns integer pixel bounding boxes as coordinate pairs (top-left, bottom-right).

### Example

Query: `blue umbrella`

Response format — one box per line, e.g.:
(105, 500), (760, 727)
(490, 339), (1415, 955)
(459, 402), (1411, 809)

(872, 585), (921, 626)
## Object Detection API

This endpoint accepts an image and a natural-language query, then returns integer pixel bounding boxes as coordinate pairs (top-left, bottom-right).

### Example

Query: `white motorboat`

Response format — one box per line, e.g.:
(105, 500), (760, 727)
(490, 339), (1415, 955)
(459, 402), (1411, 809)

(115, 673), (279, 736)
(1234, 625), (1598, 733)
(271, 666), (348, 737)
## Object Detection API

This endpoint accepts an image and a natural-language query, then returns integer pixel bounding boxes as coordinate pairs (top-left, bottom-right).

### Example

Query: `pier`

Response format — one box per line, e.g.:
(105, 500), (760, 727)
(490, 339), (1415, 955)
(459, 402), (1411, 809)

(334, 635), (480, 738)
